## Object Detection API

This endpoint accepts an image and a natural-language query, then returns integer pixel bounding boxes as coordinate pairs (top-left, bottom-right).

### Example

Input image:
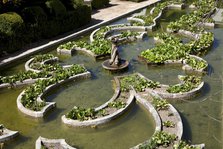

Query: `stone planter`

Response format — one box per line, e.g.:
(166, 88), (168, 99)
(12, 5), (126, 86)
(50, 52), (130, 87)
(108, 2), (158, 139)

(62, 90), (135, 127)
(17, 71), (91, 118)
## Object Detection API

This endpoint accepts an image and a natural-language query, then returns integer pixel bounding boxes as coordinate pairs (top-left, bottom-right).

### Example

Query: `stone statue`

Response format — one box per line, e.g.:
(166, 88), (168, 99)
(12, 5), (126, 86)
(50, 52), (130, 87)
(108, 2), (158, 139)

(109, 38), (120, 66)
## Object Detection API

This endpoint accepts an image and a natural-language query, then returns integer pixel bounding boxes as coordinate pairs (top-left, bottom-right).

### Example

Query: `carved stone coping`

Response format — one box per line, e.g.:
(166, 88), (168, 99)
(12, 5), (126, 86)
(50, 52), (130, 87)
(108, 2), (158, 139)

(0, 78), (38, 89)
(25, 57), (59, 73)
(61, 90), (135, 127)
(182, 54), (208, 73)
(167, 3), (185, 9)
(35, 136), (76, 149)
(168, 104), (183, 139)
(17, 71), (91, 118)
(0, 128), (18, 143)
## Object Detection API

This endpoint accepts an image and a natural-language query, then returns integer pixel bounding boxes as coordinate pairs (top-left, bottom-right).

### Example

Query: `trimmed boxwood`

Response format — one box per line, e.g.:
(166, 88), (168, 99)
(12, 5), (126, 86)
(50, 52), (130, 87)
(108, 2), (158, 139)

(91, 0), (109, 9)
(0, 12), (25, 53)
(45, 0), (67, 17)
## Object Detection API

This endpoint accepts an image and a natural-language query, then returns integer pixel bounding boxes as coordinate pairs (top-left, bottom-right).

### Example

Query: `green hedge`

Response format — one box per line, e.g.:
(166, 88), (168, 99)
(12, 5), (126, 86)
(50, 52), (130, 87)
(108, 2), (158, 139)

(0, 0), (91, 56)
(0, 12), (25, 53)
(91, 0), (109, 9)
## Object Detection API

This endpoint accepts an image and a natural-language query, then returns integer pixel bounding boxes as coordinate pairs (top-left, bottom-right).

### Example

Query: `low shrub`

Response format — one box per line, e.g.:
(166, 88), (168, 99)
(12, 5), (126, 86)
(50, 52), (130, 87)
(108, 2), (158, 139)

(91, 0), (109, 9)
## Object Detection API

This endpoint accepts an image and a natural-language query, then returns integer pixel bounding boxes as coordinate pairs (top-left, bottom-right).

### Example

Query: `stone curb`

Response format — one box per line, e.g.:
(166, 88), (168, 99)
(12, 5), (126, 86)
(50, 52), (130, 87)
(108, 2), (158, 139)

(0, 128), (18, 143)
(35, 136), (76, 149)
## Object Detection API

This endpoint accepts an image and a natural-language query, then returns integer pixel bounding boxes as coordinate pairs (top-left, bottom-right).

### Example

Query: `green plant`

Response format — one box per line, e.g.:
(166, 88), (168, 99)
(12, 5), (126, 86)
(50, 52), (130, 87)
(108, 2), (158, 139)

(140, 131), (177, 148)
(167, 75), (202, 93)
(163, 121), (175, 128)
(185, 56), (208, 70)
(108, 101), (126, 109)
(66, 106), (96, 121)
(120, 74), (160, 92)
(173, 140), (200, 149)
(152, 97), (169, 111)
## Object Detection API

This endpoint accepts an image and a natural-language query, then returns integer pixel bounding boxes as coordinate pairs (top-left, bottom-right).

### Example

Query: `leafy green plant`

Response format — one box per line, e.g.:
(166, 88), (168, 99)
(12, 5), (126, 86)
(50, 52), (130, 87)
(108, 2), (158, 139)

(167, 75), (202, 93)
(152, 97), (169, 111)
(66, 106), (96, 121)
(32, 54), (55, 63)
(120, 74), (160, 92)
(173, 140), (200, 149)
(185, 56), (207, 70)
(108, 101), (126, 109)
(139, 131), (177, 149)
(20, 64), (87, 111)
(58, 41), (75, 50)
(163, 121), (175, 128)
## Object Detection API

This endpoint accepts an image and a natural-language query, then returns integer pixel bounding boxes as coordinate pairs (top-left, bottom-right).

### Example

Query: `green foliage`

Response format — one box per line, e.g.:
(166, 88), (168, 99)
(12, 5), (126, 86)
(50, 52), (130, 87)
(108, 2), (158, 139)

(66, 106), (96, 121)
(163, 121), (175, 128)
(45, 0), (66, 17)
(19, 64), (86, 111)
(173, 140), (200, 149)
(152, 97), (169, 111)
(140, 131), (177, 149)
(73, 39), (112, 55)
(185, 56), (207, 70)
(91, 0), (109, 9)
(167, 75), (202, 93)
(120, 30), (139, 38)
(120, 74), (160, 92)
(108, 101), (126, 109)
(32, 54), (55, 63)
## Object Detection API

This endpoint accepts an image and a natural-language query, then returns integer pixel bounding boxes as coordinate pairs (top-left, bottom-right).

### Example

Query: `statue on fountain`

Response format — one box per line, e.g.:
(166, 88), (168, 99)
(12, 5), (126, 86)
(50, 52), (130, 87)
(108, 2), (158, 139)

(102, 37), (129, 71)
(109, 38), (120, 66)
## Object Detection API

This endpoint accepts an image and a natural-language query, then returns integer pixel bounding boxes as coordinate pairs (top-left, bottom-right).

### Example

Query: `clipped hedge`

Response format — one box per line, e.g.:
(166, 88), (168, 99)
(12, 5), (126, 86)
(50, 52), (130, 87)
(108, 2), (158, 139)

(0, 12), (25, 53)
(0, 0), (91, 56)
(91, 0), (109, 9)
(45, 0), (67, 17)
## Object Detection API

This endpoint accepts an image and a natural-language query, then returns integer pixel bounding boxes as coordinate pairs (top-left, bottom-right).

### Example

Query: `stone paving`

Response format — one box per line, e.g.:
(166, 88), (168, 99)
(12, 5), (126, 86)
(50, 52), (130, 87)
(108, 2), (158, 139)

(0, 0), (159, 67)
(212, 8), (223, 23)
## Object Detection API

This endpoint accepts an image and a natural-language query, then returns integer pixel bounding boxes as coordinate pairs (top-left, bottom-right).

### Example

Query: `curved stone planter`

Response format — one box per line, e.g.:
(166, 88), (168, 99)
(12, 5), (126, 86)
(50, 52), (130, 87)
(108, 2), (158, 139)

(17, 71), (91, 118)
(90, 24), (146, 43)
(36, 136), (76, 149)
(108, 32), (147, 43)
(0, 127), (18, 143)
(25, 57), (59, 73)
(62, 90), (135, 127)
(151, 81), (204, 100)
(0, 78), (38, 89)
(182, 55), (208, 73)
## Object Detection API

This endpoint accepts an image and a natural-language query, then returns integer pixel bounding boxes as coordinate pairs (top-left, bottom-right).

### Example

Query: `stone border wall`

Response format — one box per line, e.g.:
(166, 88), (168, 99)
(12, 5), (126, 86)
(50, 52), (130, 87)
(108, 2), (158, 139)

(0, 128), (18, 143)
(35, 136), (76, 149)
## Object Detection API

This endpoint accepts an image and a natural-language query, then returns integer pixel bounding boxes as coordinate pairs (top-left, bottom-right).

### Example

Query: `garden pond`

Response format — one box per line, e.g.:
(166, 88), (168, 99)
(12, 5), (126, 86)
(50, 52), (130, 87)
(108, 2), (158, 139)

(0, 6), (222, 149)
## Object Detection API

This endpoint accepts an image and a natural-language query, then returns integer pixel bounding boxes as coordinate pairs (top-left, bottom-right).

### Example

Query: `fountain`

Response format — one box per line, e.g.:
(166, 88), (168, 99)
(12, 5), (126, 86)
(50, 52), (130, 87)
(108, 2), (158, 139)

(102, 38), (129, 71)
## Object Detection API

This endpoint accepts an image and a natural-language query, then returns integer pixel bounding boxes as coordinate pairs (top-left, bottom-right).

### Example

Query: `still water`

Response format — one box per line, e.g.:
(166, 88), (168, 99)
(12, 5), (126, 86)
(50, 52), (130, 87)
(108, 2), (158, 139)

(0, 7), (222, 149)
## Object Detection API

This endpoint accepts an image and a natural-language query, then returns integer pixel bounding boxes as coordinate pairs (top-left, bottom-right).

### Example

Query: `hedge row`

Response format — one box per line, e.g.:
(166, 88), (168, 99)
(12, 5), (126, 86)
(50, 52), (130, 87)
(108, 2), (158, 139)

(91, 0), (109, 9)
(0, 0), (91, 55)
